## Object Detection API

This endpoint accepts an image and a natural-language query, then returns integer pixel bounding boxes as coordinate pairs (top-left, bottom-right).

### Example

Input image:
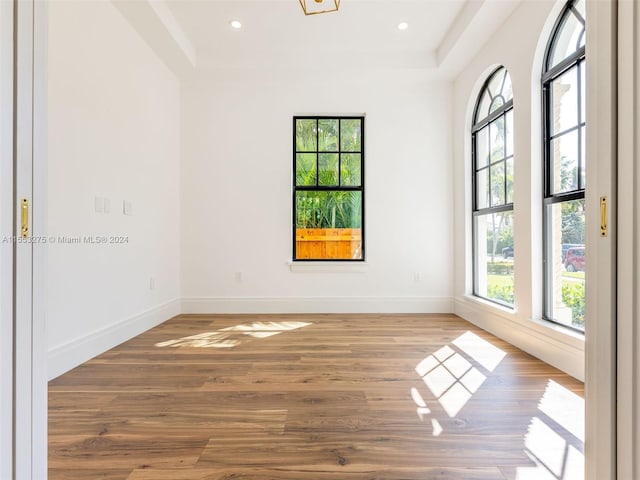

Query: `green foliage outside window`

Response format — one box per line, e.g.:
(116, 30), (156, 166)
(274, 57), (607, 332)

(294, 117), (363, 230)
(562, 282), (585, 327)
(295, 191), (361, 229)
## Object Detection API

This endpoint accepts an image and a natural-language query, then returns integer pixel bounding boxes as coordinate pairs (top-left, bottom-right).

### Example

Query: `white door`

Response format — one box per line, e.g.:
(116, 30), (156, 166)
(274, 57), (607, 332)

(1, 1), (47, 478)
(0, 0), (15, 478)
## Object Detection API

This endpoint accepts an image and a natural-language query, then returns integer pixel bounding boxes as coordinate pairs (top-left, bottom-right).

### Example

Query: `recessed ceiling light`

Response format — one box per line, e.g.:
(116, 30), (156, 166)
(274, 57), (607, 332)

(230, 20), (242, 29)
(397, 22), (409, 31)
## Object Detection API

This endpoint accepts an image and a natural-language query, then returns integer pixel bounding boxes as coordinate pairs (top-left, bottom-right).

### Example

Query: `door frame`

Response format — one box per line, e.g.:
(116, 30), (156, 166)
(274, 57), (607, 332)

(32, 0), (48, 476)
(3, 0), (632, 478)
(12, 0), (48, 478)
(617, 0), (639, 478)
(0, 0), (15, 478)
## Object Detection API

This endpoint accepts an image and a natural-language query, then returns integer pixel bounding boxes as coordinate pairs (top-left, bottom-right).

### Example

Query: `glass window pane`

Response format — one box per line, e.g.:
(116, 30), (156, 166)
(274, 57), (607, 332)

(502, 72), (513, 103)
(579, 61), (586, 123)
(551, 130), (579, 194)
(506, 157), (514, 204)
(574, 0), (586, 21)
(489, 96), (505, 115)
(578, 29), (585, 49)
(340, 119), (361, 152)
(474, 211), (514, 306)
(341, 154), (361, 186)
(475, 127), (490, 169)
(318, 153), (338, 186)
(549, 11), (584, 69)
(295, 153), (317, 186)
(318, 119), (338, 152)
(475, 68), (512, 124)
(546, 199), (585, 330)
(551, 67), (579, 134)
(490, 161), (506, 206)
(580, 126), (586, 189)
(295, 119), (317, 151)
(490, 117), (505, 161)
(487, 68), (506, 99)
(476, 168), (490, 209)
(506, 110), (514, 157)
(295, 191), (363, 260)
(475, 91), (491, 123)
(295, 191), (363, 229)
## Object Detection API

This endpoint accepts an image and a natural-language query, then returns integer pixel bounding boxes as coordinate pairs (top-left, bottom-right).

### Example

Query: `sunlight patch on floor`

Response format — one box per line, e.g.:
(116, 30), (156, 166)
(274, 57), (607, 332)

(515, 380), (585, 480)
(414, 331), (504, 420)
(410, 331), (584, 480)
(155, 321), (312, 349)
(538, 380), (584, 442)
(452, 330), (506, 371)
(410, 387), (428, 408)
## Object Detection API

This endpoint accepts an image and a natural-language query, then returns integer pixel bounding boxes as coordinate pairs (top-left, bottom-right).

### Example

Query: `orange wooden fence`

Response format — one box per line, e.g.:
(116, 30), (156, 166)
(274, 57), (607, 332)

(295, 228), (362, 260)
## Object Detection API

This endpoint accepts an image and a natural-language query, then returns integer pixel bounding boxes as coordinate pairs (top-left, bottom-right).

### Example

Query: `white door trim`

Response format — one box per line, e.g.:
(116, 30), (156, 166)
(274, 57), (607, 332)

(31, 0), (49, 480)
(32, 0), (48, 475)
(585, 0), (617, 479)
(617, 0), (639, 478)
(0, 1), (15, 478)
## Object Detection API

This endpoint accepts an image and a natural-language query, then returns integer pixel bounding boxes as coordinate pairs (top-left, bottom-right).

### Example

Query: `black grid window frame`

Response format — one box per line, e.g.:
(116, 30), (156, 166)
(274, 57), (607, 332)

(471, 67), (515, 307)
(541, 0), (586, 330)
(292, 116), (365, 262)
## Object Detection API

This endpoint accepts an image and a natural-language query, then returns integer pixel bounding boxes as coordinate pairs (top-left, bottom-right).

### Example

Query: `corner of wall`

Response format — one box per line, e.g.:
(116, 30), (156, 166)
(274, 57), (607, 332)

(454, 297), (584, 381)
(47, 299), (181, 380)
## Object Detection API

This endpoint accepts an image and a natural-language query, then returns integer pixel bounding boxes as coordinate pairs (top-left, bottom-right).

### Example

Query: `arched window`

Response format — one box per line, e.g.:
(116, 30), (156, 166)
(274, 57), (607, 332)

(472, 66), (514, 306)
(542, 0), (586, 331)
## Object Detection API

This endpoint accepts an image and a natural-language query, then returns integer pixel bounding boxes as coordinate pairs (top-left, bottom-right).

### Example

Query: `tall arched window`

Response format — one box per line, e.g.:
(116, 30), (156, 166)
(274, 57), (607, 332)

(542, 0), (586, 331)
(472, 66), (514, 306)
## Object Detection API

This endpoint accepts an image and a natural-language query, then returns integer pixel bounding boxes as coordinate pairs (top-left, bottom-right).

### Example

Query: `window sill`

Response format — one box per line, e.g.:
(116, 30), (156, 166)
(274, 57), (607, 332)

(469, 294), (516, 313)
(532, 316), (585, 341)
(288, 261), (369, 273)
(461, 294), (585, 346)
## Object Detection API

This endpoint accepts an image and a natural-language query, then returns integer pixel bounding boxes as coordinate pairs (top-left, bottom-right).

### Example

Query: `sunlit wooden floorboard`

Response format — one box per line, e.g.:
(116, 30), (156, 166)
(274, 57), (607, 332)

(49, 313), (584, 480)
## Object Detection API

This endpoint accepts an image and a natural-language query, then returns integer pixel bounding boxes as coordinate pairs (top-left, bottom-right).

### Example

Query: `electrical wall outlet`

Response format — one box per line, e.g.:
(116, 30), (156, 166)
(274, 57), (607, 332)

(94, 196), (104, 213)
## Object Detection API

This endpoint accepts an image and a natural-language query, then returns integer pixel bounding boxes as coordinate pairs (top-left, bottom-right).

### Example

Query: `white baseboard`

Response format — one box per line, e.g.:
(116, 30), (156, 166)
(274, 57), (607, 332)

(454, 297), (585, 381)
(47, 298), (181, 380)
(47, 295), (583, 382)
(181, 296), (454, 314)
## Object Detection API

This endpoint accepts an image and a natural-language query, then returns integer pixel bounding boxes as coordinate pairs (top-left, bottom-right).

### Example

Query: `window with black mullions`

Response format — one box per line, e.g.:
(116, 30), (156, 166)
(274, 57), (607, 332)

(472, 66), (514, 307)
(542, 0), (586, 331)
(293, 116), (364, 261)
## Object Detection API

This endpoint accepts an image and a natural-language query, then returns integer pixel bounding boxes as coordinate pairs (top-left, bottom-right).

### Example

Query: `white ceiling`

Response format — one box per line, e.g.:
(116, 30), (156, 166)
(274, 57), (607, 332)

(164, 0), (464, 70)
(115, 0), (523, 77)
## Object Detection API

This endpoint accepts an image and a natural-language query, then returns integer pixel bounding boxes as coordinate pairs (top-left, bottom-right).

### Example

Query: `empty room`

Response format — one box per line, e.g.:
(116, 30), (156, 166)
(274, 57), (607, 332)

(1, 0), (638, 479)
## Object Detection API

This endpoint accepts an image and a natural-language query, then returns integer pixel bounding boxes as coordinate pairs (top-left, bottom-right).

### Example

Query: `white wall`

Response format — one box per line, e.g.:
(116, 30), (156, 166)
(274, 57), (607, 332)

(180, 69), (453, 313)
(451, 0), (585, 380)
(47, 0), (181, 379)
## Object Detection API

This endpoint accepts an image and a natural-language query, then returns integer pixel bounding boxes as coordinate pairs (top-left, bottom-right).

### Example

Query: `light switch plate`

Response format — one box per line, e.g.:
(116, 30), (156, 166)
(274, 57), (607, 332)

(104, 198), (111, 213)
(123, 200), (132, 216)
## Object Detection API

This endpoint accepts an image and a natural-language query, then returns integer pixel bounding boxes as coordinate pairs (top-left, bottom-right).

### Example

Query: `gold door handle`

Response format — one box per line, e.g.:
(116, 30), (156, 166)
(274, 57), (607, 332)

(600, 196), (607, 237)
(21, 198), (28, 238)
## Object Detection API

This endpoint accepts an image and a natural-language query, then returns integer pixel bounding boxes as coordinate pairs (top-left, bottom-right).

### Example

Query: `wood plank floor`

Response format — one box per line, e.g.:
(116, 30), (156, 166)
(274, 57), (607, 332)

(49, 314), (585, 480)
